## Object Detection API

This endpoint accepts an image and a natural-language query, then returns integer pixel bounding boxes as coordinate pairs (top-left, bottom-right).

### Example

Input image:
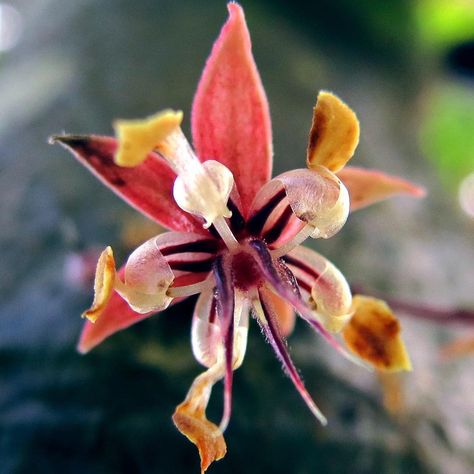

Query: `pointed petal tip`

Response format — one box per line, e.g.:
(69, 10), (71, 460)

(76, 329), (93, 354)
(227, 2), (244, 17)
(49, 134), (89, 147)
(76, 342), (89, 355)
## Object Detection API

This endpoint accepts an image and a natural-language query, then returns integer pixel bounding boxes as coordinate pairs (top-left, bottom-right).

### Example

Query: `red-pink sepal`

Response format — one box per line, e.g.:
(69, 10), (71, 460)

(191, 3), (272, 216)
(337, 166), (426, 212)
(51, 135), (206, 234)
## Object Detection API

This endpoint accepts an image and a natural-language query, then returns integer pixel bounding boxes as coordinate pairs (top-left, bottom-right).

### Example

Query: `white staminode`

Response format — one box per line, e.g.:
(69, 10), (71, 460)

(158, 128), (239, 250)
(159, 129), (232, 223)
(114, 110), (238, 250)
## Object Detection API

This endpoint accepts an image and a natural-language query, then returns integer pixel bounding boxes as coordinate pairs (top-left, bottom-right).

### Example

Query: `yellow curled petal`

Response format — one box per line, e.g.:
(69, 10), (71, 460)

(307, 91), (360, 172)
(82, 246), (116, 323)
(172, 362), (227, 473)
(114, 110), (183, 167)
(342, 295), (412, 372)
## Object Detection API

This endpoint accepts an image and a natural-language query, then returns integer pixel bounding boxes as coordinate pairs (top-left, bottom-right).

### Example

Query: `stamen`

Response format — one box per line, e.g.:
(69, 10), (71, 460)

(212, 216), (239, 251)
(252, 292), (328, 425)
(271, 224), (313, 258)
(167, 276), (215, 298)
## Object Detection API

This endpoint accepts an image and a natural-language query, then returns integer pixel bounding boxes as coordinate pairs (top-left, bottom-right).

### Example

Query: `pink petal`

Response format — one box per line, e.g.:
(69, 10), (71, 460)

(51, 135), (206, 233)
(337, 166), (426, 212)
(191, 3), (272, 215)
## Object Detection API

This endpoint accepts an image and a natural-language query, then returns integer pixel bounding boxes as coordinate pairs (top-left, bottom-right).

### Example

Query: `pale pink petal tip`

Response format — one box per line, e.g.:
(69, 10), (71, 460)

(338, 167), (426, 212)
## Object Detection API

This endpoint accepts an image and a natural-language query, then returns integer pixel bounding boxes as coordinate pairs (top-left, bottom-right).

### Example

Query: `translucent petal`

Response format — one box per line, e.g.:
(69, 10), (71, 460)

(342, 295), (412, 372)
(82, 246), (116, 323)
(115, 237), (174, 313)
(114, 110), (183, 167)
(192, 290), (249, 369)
(278, 167), (349, 239)
(337, 166), (426, 211)
(307, 91), (359, 172)
(192, 291), (221, 368)
(285, 245), (352, 333)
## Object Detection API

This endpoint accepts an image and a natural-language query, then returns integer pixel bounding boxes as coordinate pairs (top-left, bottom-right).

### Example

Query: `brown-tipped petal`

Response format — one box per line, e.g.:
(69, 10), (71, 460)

(307, 91), (360, 173)
(51, 135), (205, 234)
(172, 363), (227, 473)
(342, 295), (412, 372)
(82, 246), (116, 323)
(337, 166), (426, 212)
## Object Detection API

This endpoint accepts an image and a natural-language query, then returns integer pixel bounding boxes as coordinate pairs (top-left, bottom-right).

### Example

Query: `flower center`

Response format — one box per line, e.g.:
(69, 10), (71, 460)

(231, 248), (263, 291)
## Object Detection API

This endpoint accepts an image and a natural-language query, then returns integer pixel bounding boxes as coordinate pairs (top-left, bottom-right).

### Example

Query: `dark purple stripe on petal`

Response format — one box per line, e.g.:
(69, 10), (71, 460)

(168, 257), (215, 273)
(283, 255), (321, 281)
(228, 197), (246, 234)
(262, 204), (294, 244)
(160, 239), (219, 256)
(247, 188), (286, 236)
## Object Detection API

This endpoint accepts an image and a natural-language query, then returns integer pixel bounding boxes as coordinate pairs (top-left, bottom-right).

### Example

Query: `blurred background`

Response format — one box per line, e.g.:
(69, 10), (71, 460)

(1, 0), (473, 472)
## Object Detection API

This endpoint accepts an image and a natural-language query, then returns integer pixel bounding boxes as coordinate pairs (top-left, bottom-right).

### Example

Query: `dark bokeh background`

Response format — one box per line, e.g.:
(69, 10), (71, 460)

(1, 1), (473, 473)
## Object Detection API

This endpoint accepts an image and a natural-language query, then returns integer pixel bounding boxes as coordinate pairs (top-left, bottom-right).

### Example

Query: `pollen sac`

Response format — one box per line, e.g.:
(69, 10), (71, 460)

(115, 237), (174, 313)
(307, 91), (360, 172)
(173, 159), (234, 228)
(276, 167), (350, 239)
(114, 110), (183, 167)
(82, 246), (116, 323)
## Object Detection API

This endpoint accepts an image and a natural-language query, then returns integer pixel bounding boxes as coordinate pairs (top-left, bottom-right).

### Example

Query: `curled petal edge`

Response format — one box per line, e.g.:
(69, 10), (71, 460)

(82, 246), (116, 323)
